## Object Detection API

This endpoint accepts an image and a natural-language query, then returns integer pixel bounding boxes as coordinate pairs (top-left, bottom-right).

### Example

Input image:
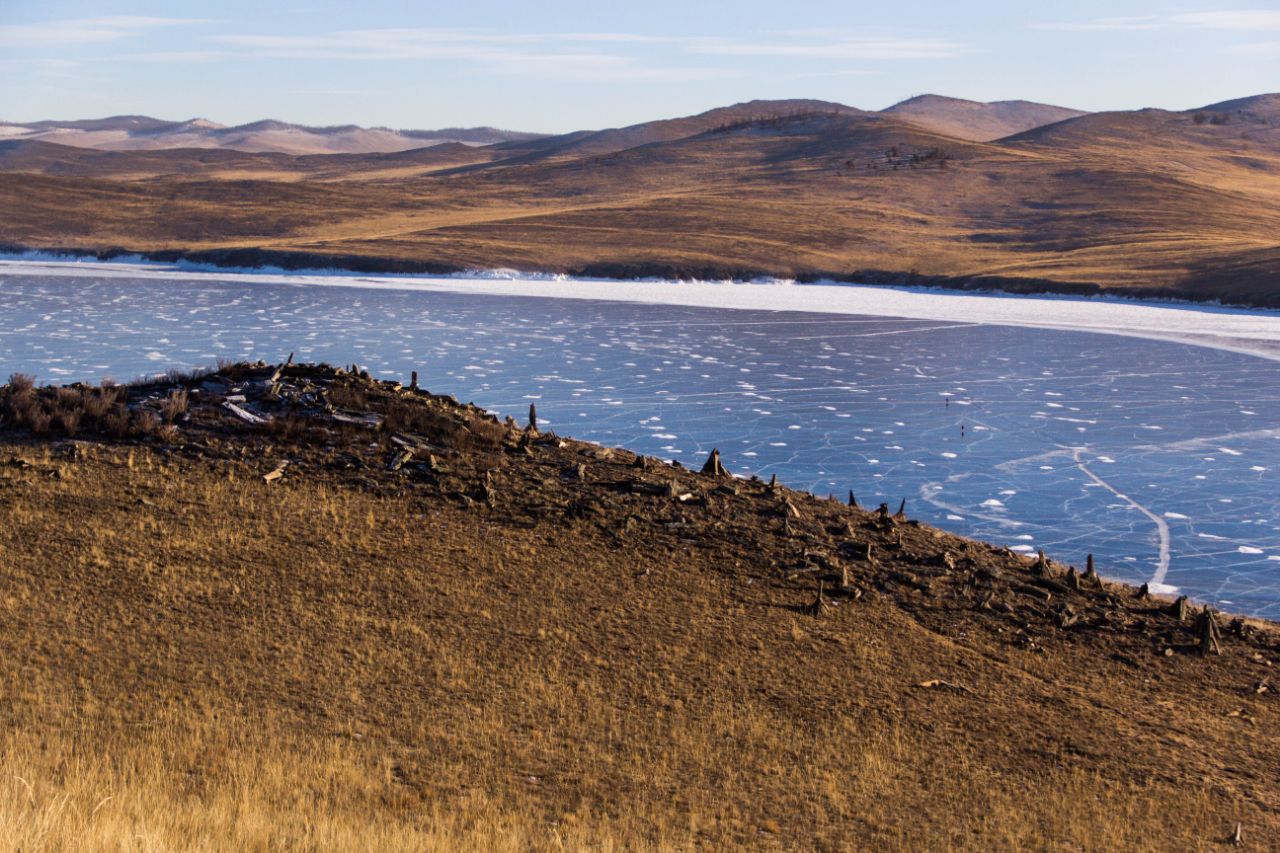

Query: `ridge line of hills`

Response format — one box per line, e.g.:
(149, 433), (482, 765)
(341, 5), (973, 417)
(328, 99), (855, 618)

(6, 93), (1275, 156)
(0, 93), (1102, 154)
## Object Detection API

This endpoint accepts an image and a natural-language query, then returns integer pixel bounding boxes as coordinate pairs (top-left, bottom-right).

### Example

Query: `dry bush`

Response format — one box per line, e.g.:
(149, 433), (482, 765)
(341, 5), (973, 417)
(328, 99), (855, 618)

(6, 373), (35, 394)
(25, 408), (52, 436)
(160, 389), (189, 423)
(327, 384), (368, 410)
(0, 378), (166, 442)
(54, 407), (82, 437)
(130, 410), (160, 437)
(381, 398), (506, 452)
(102, 408), (132, 440)
(81, 384), (121, 420)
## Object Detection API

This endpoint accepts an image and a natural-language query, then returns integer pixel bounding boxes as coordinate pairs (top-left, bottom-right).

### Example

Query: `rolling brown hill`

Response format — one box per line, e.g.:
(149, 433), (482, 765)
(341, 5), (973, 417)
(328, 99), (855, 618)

(880, 94), (1086, 141)
(0, 362), (1276, 849)
(493, 98), (870, 160)
(1, 95), (1278, 305)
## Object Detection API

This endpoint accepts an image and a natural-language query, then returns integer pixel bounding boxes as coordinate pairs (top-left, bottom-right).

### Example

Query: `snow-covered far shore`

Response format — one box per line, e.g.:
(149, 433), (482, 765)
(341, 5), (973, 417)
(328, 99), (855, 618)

(4, 255), (1280, 364)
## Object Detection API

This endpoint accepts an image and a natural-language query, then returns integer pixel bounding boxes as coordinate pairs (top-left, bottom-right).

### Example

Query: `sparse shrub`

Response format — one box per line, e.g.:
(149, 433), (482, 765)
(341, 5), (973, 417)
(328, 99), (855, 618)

(7, 373), (35, 394)
(327, 385), (368, 410)
(103, 408), (132, 439)
(161, 389), (189, 423)
(26, 408), (52, 436)
(1193, 112), (1208, 125)
(155, 423), (182, 444)
(54, 386), (82, 409)
(131, 410), (161, 437)
(55, 408), (82, 437)
(82, 385), (120, 420)
(380, 398), (506, 452)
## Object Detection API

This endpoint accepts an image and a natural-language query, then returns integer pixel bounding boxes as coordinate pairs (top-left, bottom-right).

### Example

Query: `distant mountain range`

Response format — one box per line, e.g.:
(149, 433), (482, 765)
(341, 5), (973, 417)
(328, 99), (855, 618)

(0, 116), (544, 155)
(1, 95), (1090, 155)
(7, 94), (1275, 157)
(1, 93), (1277, 306)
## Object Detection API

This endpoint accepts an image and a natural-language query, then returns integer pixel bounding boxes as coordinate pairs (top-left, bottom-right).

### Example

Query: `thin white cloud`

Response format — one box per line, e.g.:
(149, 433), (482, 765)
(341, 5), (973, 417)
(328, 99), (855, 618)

(1170, 11), (1280, 30)
(211, 29), (735, 80)
(687, 36), (966, 60)
(1042, 10), (1280, 32)
(788, 69), (884, 79)
(0, 16), (209, 48)
(1037, 16), (1165, 32)
(1227, 39), (1280, 55)
(112, 51), (224, 63)
(209, 28), (963, 80)
(278, 89), (382, 96)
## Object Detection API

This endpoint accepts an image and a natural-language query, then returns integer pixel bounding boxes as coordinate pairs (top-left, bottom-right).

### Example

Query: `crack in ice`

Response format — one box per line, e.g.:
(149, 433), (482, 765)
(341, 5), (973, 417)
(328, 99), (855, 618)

(1071, 447), (1171, 589)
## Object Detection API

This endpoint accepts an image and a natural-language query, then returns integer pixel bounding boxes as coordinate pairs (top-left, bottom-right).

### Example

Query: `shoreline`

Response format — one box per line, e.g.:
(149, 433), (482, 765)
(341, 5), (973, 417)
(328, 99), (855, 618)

(3, 240), (1279, 311)
(5, 251), (1280, 365)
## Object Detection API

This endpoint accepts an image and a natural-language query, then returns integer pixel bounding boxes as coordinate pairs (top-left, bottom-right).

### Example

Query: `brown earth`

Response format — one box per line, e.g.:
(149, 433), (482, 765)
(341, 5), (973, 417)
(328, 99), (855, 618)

(1, 97), (1279, 306)
(0, 362), (1276, 849)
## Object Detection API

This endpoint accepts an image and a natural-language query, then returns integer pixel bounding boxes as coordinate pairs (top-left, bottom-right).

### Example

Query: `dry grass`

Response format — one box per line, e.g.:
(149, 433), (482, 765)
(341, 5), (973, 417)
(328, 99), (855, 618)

(0, 433), (1273, 850)
(0, 712), (1228, 852)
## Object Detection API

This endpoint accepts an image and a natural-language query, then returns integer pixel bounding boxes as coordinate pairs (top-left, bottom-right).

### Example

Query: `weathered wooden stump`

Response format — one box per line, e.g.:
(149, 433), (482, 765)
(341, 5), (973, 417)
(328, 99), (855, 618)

(1198, 607), (1222, 656)
(1136, 582), (1149, 599)
(803, 579), (828, 617)
(700, 448), (726, 477)
(528, 403), (538, 432)
(1084, 553), (1099, 584)
(848, 490), (858, 508)
(1170, 595), (1189, 621)
(410, 370), (419, 391)
(894, 498), (907, 521)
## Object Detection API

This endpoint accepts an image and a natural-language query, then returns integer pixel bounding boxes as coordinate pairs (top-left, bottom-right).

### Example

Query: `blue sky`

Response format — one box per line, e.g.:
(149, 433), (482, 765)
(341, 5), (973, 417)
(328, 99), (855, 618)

(2, 1), (1277, 132)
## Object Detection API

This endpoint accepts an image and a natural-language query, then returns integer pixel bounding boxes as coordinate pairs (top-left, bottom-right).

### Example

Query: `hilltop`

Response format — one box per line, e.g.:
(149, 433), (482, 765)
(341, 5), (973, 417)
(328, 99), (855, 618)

(1, 93), (1279, 306)
(0, 361), (1277, 848)
(880, 94), (1086, 141)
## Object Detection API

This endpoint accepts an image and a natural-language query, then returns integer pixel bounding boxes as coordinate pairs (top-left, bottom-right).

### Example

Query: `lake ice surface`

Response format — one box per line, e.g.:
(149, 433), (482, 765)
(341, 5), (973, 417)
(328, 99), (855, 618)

(2, 263), (1279, 617)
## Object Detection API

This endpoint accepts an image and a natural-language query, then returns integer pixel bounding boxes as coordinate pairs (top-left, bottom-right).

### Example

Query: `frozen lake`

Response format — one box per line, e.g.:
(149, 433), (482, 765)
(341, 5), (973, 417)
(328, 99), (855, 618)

(3, 260), (1279, 617)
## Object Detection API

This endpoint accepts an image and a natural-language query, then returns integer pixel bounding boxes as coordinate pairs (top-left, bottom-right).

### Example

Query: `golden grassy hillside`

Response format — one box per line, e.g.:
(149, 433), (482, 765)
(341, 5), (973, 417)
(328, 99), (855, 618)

(0, 363), (1276, 850)
(1, 97), (1279, 304)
